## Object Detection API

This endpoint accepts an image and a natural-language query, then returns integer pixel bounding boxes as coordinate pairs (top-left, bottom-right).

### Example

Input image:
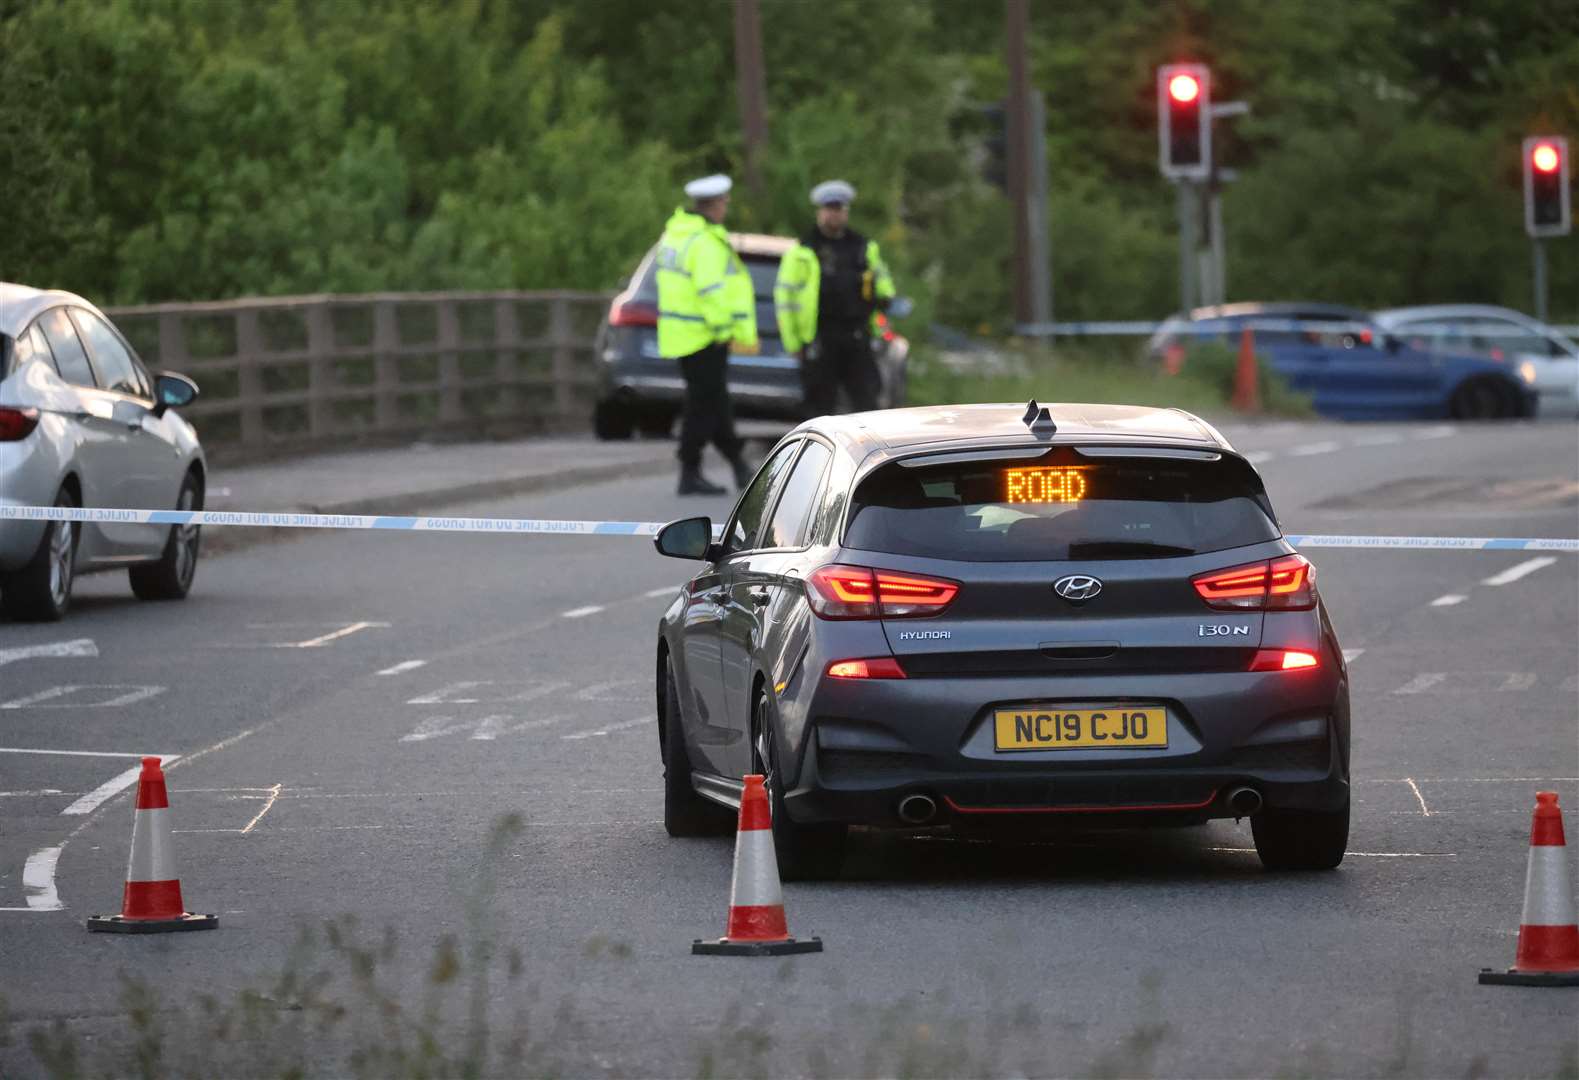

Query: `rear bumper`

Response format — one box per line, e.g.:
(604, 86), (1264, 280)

(779, 664), (1351, 828)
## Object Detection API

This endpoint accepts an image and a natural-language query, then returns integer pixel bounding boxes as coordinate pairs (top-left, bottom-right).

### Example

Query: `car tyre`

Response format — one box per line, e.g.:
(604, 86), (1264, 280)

(2, 486), (79, 622)
(593, 398), (635, 440)
(1250, 799), (1349, 871)
(129, 473), (202, 601)
(754, 694), (846, 881)
(637, 409), (676, 439)
(662, 662), (731, 837)
(1449, 377), (1513, 421)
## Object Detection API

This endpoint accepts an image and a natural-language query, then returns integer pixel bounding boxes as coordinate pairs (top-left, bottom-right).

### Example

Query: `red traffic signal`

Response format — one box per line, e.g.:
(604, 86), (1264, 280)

(1523, 135), (1570, 238)
(1157, 64), (1211, 181)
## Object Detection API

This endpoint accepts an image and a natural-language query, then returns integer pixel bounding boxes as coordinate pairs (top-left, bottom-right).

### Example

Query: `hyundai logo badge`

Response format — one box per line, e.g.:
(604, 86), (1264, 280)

(1053, 574), (1103, 602)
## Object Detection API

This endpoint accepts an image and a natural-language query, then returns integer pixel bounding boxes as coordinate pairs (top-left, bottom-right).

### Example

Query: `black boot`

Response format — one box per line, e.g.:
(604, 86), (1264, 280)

(677, 466), (725, 496)
(728, 454), (754, 489)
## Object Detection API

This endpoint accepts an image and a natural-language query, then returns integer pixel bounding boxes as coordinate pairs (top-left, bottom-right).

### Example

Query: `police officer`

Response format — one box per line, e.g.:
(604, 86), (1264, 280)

(773, 179), (895, 416)
(656, 174), (759, 496)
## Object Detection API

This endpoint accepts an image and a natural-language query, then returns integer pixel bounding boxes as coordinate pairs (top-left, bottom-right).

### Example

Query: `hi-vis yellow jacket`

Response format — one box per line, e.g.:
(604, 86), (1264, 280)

(655, 208), (758, 359)
(772, 234), (895, 354)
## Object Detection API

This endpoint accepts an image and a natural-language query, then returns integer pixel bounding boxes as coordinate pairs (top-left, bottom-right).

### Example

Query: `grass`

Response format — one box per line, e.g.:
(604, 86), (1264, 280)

(906, 337), (1315, 419)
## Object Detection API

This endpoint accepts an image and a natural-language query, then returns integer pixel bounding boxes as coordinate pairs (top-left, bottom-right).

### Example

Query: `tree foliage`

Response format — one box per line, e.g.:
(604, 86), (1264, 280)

(0, 0), (1573, 323)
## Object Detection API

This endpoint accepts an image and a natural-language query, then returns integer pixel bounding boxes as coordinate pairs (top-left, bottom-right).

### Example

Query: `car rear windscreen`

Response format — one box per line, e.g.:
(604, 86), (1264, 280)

(844, 448), (1278, 562)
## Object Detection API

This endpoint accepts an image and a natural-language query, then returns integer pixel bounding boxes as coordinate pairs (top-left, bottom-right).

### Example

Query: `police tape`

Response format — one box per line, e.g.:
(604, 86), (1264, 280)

(3, 505), (1577, 553)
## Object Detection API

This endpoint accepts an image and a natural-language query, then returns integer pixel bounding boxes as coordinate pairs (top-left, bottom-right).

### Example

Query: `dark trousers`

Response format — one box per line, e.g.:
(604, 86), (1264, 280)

(801, 326), (880, 417)
(677, 343), (742, 469)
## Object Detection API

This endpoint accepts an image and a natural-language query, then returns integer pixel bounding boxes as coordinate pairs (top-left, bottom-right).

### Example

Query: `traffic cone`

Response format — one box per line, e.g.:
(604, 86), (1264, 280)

(692, 775), (822, 956)
(1231, 326), (1261, 412)
(88, 757), (217, 934)
(1479, 791), (1579, 986)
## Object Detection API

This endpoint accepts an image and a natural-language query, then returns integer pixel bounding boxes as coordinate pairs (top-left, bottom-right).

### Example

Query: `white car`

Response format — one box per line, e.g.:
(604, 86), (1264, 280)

(1373, 305), (1579, 419)
(0, 284), (205, 621)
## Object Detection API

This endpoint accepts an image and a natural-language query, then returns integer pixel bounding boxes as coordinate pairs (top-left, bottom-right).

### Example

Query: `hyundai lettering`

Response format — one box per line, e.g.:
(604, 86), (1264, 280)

(652, 402), (1350, 879)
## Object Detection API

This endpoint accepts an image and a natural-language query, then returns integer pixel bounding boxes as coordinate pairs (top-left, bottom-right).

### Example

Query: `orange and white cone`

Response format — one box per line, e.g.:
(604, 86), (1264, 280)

(1480, 791), (1579, 986)
(87, 757), (217, 934)
(692, 774), (821, 956)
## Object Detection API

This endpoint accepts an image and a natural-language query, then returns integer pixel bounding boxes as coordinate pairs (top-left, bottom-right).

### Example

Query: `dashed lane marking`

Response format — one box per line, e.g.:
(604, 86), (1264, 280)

(1206, 847), (1456, 858)
(0, 789), (66, 797)
(0, 639), (96, 668)
(1403, 778), (1433, 817)
(400, 714), (568, 743)
(1288, 441), (1342, 457)
(1243, 450), (1275, 464)
(376, 660), (427, 676)
(1352, 432), (1404, 447)
(1482, 556), (1558, 587)
(561, 605), (605, 619)
(1415, 425), (1457, 440)
(644, 586), (680, 598)
(1499, 672), (1537, 692)
(1393, 673), (1446, 694)
(1430, 594), (1466, 607)
(406, 681), (570, 706)
(562, 715), (656, 740)
(0, 685), (165, 709)
(1342, 648), (1365, 663)
(8, 847), (62, 911)
(278, 621), (389, 648)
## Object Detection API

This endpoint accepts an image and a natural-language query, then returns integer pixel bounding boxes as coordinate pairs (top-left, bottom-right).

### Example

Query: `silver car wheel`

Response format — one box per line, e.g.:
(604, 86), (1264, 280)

(48, 521), (74, 610)
(173, 487), (199, 588)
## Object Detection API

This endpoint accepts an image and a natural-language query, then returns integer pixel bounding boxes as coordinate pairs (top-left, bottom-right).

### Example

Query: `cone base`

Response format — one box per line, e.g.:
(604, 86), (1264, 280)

(88, 912), (218, 934)
(692, 936), (823, 956)
(1479, 967), (1579, 987)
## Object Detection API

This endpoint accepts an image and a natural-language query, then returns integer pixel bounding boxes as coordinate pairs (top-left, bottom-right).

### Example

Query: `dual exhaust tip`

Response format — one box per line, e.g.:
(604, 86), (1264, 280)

(896, 787), (1262, 824)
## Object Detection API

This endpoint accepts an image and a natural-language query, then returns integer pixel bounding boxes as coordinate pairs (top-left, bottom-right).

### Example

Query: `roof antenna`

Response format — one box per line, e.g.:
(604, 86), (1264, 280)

(1022, 399), (1057, 436)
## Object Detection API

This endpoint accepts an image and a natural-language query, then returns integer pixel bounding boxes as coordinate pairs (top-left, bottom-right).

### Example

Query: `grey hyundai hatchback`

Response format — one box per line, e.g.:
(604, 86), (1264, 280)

(653, 402), (1350, 879)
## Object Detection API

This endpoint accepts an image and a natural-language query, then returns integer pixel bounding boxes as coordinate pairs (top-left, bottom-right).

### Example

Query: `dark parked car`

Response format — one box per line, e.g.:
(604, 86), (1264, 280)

(1147, 302), (1537, 420)
(591, 233), (909, 439)
(652, 401), (1352, 879)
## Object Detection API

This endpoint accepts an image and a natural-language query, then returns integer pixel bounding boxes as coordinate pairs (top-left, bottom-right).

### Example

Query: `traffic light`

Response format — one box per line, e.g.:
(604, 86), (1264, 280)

(1523, 136), (1571, 238)
(1158, 63), (1211, 181)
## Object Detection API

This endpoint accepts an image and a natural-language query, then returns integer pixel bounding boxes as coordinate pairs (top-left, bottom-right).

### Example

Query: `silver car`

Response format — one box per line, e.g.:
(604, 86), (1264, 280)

(0, 284), (205, 621)
(1373, 304), (1579, 419)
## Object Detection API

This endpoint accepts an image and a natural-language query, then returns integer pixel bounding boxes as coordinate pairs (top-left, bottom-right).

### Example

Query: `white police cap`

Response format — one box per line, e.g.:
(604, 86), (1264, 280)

(811, 179), (856, 206)
(684, 174), (733, 200)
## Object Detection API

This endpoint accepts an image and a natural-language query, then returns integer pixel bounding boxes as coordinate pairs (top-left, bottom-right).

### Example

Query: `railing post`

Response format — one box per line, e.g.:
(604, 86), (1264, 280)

(372, 301), (400, 433)
(436, 300), (462, 426)
(232, 310), (266, 448)
(305, 303), (334, 439)
(550, 296), (575, 422)
(493, 297), (521, 421)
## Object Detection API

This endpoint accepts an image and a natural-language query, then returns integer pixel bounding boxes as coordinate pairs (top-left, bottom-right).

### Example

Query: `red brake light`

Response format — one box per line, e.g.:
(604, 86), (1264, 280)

(1249, 649), (1319, 672)
(806, 565), (959, 619)
(609, 300), (658, 328)
(0, 406), (40, 441)
(1194, 554), (1315, 611)
(826, 657), (907, 679)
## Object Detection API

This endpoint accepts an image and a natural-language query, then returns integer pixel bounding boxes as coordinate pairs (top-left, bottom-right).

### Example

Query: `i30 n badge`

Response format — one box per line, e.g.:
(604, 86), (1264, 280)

(1053, 574), (1103, 602)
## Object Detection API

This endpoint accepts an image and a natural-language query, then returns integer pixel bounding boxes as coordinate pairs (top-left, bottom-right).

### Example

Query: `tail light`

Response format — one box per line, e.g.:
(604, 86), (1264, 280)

(1249, 649), (1319, 672)
(1193, 554), (1315, 611)
(0, 406), (40, 441)
(608, 299), (658, 328)
(827, 657), (907, 679)
(806, 564), (959, 619)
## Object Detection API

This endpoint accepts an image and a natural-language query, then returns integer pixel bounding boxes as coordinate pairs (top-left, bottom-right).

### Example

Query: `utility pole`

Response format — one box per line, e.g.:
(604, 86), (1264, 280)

(1005, 0), (1051, 330)
(733, 0), (769, 200)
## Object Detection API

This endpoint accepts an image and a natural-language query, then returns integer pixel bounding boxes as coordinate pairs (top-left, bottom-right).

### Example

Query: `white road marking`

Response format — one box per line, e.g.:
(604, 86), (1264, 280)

(1242, 450), (1275, 464)
(279, 621), (389, 648)
(1414, 424), (1456, 440)
(1363, 776), (1578, 784)
(1394, 673), (1446, 694)
(0, 789), (66, 797)
(63, 754), (181, 816)
(1288, 441), (1342, 457)
(1430, 594), (1466, 607)
(406, 680), (569, 707)
(400, 714), (567, 743)
(0, 747), (162, 759)
(1562, 675), (1578, 694)
(1403, 778), (1433, 817)
(1351, 432), (1403, 447)
(241, 784), (283, 834)
(1481, 556), (1557, 587)
(562, 715), (656, 741)
(407, 681), (486, 705)
(1498, 672), (1537, 692)
(0, 684), (165, 709)
(1342, 648), (1365, 663)
(0, 638), (97, 668)
(561, 605), (605, 619)
(23, 847), (61, 910)
(376, 660), (427, 676)
(644, 586), (679, 598)
(574, 679), (647, 702)
(1207, 847), (1455, 858)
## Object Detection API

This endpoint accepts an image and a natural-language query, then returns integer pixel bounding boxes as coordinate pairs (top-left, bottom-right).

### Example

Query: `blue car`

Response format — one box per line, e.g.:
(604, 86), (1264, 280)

(1147, 303), (1537, 420)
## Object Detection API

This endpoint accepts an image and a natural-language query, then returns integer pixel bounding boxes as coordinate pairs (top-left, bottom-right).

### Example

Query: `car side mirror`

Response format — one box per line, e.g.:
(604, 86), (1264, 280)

(654, 516), (715, 561)
(887, 296), (914, 320)
(152, 372), (199, 417)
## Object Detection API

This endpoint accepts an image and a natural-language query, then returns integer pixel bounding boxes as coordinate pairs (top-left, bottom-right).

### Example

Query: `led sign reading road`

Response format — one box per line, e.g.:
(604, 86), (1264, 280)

(1004, 467), (1087, 504)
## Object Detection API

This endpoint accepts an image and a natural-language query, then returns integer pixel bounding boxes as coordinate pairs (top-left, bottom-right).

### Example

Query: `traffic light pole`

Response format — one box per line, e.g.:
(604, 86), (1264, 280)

(1176, 182), (1197, 314)
(1532, 238), (1548, 323)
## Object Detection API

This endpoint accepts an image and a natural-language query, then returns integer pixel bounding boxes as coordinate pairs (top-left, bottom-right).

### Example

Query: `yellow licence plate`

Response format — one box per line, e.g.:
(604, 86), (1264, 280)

(993, 706), (1168, 752)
